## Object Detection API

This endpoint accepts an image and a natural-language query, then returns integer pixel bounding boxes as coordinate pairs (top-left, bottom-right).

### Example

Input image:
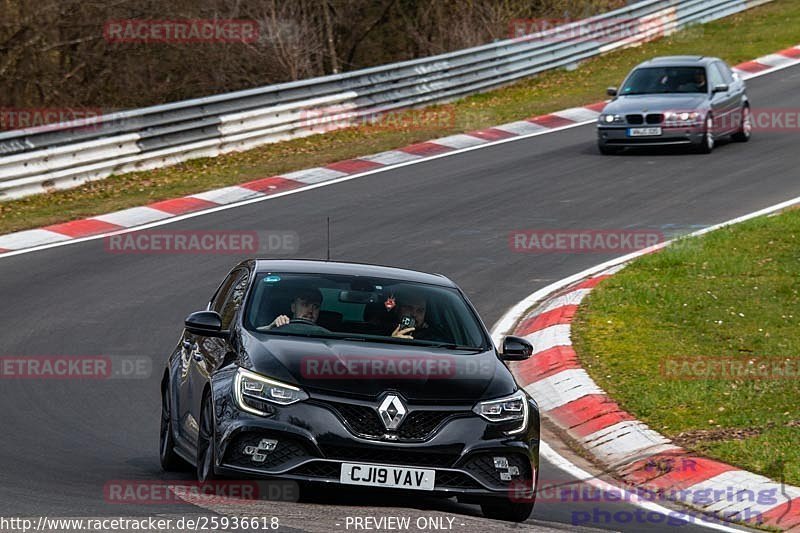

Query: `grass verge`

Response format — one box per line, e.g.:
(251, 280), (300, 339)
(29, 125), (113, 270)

(2, 0), (800, 235)
(572, 207), (800, 486)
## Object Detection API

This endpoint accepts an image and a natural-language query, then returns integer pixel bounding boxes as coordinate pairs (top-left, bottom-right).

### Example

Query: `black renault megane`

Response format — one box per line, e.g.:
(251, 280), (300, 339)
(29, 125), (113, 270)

(160, 259), (540, 521)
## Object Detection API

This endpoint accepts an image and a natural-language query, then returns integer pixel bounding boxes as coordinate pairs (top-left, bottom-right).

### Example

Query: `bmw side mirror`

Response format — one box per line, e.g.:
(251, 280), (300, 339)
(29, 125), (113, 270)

(606, 86), (618, 97)
(712, 84), (729, 93)
(185, 311), (228, 338)
(500, 336), (533, 361)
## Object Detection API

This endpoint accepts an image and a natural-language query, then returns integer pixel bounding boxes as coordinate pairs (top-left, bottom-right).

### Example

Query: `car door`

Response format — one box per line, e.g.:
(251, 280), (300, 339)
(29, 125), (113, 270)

(177, 268), (246, 449)
(708, 62), (739, 134)
(716, 61), (746, 131)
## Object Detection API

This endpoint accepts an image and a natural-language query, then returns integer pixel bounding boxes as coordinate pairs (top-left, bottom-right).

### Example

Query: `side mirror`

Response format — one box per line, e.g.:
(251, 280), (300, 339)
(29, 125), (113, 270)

(606, 86), (618, 97)
(712, 84), (729, 93)
(500, 335), (534, 361)
(185, 311), (227, 338)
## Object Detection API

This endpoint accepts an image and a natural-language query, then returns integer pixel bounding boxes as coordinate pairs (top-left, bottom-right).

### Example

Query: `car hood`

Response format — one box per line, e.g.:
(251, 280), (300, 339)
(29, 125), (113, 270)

(603, 94), (709, 114)
(239, 332), (515, 402)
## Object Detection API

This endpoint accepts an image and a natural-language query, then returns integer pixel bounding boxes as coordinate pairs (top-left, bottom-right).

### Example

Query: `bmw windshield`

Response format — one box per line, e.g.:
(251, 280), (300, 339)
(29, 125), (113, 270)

(620, 66), (708, 95)
(244, 273), (489, 350)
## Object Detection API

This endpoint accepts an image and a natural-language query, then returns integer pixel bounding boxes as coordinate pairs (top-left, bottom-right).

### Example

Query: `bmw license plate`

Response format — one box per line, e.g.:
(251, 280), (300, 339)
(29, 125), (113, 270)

(340, 463), (435, 491)
(627, 127), (662, 137)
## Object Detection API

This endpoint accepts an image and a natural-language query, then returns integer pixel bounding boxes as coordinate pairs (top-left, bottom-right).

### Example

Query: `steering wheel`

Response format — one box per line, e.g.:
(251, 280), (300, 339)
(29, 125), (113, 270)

(289, 318), (317, 326)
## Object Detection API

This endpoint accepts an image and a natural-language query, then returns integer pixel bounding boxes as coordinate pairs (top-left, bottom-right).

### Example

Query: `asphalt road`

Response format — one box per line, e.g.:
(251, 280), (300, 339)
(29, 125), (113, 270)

(1, 61), (798, 532)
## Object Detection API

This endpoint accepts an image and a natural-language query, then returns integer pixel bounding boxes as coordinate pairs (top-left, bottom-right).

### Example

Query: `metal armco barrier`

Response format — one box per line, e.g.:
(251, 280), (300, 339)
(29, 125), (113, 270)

(0, 0), (773, 200)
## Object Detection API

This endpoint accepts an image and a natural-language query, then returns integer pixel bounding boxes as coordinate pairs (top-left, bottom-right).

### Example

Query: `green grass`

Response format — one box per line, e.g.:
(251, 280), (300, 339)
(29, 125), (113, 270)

(2, 0), (800, 235)
(572, 208), (800, 486)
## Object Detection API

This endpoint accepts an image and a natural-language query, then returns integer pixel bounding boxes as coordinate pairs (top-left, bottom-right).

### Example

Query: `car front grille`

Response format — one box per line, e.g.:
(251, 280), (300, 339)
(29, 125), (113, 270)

(291, 461), (341, 479)
(646, 113), (664, 124)
(462, 453), (532, 489)
(224, 433), (313, 469)
(321, 444), (462, 468)
(626, 114), (644, 125)
(325, 401), (471, 441)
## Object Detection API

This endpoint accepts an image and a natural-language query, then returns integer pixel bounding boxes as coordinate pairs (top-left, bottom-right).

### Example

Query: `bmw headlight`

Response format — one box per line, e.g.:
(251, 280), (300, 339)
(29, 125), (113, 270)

(234, 367), (309, 415)
(600, 114), (621, 124)
(665, 111), (701, 125)
(473, 390), (529, 434)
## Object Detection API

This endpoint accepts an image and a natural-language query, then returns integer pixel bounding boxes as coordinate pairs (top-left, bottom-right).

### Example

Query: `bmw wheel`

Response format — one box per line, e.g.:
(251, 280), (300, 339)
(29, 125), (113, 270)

(697, 115), (715, 154)
(732, 105), (751, 142)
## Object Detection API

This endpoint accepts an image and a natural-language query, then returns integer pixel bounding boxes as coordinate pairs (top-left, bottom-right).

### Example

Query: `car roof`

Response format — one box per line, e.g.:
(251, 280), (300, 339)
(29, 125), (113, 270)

(635, 56), (720, 68)
(250, 259), (457, 287)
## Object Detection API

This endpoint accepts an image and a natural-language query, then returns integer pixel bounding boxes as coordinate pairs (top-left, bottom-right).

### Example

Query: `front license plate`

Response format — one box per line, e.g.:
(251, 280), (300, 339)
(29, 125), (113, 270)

(340, 463), (435, 491)
(627, 127), (662, 137)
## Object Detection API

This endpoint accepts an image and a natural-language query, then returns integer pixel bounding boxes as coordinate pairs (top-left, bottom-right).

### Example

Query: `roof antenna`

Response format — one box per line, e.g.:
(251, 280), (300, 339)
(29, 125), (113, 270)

(326, 216), (331, 261)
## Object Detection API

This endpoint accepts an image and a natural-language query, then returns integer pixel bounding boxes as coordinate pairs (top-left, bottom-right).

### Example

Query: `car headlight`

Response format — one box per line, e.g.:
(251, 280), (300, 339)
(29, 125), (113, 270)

(234, 367), (309, 415)
(600, 114), (621, 124)
(665, 111), (701, 124)
(473, 390), (529, 434)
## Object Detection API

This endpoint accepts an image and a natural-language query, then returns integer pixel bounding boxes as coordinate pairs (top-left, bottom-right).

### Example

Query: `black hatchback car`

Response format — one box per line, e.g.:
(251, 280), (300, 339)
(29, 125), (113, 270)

(160, 260), (540, 521)
(597, 56), (751, 154)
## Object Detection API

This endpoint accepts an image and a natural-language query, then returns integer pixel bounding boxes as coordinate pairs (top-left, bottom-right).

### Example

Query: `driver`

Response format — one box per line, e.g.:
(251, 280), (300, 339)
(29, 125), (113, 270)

(679, 69), (707, 93)
(265, 288), (323, 329)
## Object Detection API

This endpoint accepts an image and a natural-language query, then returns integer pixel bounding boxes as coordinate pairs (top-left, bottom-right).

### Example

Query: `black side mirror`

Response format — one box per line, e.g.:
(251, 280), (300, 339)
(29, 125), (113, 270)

(185, 311), (227, 338)
(500, 335), (534, 361)
(607, 86), (618, 97)
(712, 84), (729, 93)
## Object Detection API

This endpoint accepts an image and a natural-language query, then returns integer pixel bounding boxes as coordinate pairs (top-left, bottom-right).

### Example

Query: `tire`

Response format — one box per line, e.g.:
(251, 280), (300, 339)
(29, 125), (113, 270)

(160, 384), (186, 471)
(598, 142), (620, 155)
(196, 392), (218, 482)
(732, 105), (751, 142)
(480, 500), (534, 522)
(696, 115), (715, 154)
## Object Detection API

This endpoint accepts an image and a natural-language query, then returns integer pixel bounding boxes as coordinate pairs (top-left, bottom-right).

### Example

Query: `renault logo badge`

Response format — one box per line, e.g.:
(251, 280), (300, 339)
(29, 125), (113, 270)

(378, 394), (407, 430)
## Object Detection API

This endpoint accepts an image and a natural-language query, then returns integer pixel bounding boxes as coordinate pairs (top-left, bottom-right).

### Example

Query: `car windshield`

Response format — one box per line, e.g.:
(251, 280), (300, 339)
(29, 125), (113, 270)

(620, 66), (708, 95)
(244, 272), (488, 350)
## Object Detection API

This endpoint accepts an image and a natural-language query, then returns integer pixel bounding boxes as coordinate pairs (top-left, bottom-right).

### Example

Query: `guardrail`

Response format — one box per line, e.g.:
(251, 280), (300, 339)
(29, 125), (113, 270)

(0, 0), (773, 201)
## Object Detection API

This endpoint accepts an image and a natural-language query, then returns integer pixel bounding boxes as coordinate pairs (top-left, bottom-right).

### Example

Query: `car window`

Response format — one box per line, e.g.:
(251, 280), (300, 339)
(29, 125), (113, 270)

(620, 66), (708, 94)
(707, 64), (725, 89)
(213, 268), (250, 329)
(714, 61), (734, 84)
(244, 273), (488, 350)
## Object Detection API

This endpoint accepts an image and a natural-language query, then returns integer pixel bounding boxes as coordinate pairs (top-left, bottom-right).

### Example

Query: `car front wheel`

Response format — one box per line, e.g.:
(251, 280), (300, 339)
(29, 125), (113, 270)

(160, 384), (186, 471)
(196, 392), (218, 482)
(696, 115), (715, 154)
(732, 105), (751, 142)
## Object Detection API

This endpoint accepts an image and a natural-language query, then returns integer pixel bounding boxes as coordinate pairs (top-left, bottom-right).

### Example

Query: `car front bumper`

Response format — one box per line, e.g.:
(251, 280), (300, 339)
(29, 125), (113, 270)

(210, 375), (540, 500)
(597, 125), (705, 146)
